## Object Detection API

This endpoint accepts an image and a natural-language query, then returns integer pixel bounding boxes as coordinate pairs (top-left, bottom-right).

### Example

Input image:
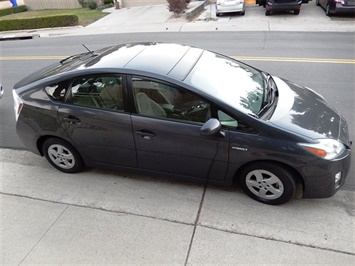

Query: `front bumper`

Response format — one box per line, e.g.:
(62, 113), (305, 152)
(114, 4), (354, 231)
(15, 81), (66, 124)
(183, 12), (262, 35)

(333, 3), (355, 14)
(302, 150), (351, 198)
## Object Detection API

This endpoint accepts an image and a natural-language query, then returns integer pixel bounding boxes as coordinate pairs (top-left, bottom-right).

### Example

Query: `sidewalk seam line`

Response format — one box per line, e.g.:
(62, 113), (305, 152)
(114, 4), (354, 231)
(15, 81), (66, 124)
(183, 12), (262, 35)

(17, 205), (69, 265)
(0, 191), (194, 226)
(184, 183), (207, 266)
(199, 224), (355, 257)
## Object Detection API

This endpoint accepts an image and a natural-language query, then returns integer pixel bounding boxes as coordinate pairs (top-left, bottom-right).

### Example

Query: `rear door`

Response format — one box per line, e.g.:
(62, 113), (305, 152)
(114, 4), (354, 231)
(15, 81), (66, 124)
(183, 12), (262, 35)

(56, 74), (137, 167)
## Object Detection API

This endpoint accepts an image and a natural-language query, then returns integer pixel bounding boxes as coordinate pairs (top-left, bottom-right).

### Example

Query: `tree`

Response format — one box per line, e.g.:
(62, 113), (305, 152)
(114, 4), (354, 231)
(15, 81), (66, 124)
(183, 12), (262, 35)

(167, 0), (190, 17)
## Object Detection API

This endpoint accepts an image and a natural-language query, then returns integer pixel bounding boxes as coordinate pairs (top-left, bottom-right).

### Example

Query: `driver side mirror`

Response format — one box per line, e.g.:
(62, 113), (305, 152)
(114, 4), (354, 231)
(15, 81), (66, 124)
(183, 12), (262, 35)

(200, 118), (225, 137)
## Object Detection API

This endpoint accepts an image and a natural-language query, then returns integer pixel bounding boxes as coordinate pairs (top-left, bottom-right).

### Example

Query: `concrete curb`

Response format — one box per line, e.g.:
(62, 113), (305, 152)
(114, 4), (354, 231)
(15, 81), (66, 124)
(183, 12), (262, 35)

(186, 0), (207, 20)
(1, 3), (354, 40)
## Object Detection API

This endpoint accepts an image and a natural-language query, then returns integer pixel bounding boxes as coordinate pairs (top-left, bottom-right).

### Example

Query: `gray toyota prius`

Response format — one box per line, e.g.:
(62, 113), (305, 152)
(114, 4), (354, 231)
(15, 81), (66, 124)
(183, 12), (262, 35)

(12, 43), (352, 205)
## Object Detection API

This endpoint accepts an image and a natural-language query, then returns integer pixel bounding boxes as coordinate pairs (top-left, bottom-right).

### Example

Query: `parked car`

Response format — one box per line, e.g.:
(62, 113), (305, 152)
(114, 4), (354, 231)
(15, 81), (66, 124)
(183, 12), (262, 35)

(12, 43), (352, 205)
(216, 0), (245, 16)
(316, 0), (355, 16)
(257, 0), (302, 15)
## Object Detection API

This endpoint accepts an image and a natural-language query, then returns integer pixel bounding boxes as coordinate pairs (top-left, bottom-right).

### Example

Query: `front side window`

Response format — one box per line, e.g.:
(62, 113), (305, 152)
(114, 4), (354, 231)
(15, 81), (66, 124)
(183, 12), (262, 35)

(69, 75), (123, 111)
(217, 109), (258, 134)
(132, 77), (211, 123)
(218, 110), (238, 128)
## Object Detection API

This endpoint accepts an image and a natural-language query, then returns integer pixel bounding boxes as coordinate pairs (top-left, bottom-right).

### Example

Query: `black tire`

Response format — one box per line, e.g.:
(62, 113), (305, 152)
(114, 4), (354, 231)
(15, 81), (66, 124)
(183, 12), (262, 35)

(325, 3), (332, 16)
(42, 138), (84, 173)
(294, 9), (300, 15)
(241, 11), (245, 16)
(238, 162), (296, 205)
(316, 0), (320, 6)
(265, 10), (271, 16)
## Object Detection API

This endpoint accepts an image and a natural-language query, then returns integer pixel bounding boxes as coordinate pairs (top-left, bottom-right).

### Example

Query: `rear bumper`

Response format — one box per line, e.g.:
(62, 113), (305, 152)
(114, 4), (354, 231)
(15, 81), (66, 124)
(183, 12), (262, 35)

(266, 1), (302, 10)
(16, 117), (42, 156)
(216, 3), (245, 13)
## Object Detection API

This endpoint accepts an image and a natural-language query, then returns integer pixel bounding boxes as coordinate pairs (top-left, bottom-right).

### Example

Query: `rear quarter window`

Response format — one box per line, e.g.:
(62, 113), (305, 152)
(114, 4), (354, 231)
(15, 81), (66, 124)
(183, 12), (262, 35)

(45, 83), (68, 102)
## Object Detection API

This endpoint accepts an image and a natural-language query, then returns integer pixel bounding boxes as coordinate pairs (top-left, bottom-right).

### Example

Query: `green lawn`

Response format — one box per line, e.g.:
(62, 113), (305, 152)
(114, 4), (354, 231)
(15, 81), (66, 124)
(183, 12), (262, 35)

(0, 8), (108, 26)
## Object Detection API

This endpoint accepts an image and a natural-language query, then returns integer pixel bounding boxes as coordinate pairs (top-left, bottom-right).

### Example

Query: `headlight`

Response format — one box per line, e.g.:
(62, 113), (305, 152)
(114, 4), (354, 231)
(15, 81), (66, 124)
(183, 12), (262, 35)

(298, 139), (346, 160)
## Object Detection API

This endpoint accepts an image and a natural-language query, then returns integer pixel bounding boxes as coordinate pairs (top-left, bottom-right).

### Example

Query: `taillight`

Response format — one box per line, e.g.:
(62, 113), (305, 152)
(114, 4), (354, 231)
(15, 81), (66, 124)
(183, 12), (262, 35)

(12, 90), (23, 121)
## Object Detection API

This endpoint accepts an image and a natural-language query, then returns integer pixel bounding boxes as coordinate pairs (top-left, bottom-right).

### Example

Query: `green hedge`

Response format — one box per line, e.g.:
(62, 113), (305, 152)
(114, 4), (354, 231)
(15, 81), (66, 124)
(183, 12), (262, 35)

(0, 15), (79, 31)
(0, 5), (27, 17)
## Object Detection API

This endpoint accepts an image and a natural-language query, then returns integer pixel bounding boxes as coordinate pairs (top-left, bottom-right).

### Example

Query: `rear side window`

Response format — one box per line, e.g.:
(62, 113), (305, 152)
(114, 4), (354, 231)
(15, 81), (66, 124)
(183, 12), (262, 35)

(69, 75), (124, 111)
(45, 82), (69, 102)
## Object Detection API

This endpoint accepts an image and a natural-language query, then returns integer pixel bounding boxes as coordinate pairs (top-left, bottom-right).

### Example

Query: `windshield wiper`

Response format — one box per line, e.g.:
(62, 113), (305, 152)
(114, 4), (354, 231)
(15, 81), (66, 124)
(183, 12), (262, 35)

(257, 73), (278, 117)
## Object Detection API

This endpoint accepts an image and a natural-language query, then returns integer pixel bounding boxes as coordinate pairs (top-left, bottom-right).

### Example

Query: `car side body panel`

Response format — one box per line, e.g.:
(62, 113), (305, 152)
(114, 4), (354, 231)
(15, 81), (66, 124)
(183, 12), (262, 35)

(57, 104), (137, 168)
(131, 115), (229, 181)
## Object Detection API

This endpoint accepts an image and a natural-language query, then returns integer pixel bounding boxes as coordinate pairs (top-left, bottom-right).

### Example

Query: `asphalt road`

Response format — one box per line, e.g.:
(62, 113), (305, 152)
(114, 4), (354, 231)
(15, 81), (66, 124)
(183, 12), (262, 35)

(0, 31), (354, 190)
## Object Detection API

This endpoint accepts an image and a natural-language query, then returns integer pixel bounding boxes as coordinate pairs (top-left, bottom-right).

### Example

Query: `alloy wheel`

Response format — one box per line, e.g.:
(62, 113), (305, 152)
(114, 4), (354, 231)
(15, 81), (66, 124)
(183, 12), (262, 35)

(245, 169), (284, 200)
(48, 144), (76, 170)
(43, 138), (84, 173)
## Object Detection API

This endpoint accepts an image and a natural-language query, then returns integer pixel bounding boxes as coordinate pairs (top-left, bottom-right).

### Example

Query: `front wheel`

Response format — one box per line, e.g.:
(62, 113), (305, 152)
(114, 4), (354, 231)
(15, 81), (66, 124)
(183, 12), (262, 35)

(42, 138), (84, 173)
(238, 162), (296, 205)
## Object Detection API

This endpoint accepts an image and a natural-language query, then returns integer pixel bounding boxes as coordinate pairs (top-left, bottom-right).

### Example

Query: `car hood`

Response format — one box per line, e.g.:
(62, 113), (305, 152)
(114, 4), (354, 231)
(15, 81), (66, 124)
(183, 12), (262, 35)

(269, 77), (351, 146)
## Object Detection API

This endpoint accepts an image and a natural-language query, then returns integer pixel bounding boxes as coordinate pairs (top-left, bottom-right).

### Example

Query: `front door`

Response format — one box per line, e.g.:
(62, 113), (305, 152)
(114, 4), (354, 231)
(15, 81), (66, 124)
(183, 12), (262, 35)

(130, 76), (229, 181)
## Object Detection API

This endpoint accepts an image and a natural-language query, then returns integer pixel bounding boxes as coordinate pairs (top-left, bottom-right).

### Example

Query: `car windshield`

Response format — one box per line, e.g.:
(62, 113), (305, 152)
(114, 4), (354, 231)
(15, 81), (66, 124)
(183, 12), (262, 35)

(185, 50), (266, 116)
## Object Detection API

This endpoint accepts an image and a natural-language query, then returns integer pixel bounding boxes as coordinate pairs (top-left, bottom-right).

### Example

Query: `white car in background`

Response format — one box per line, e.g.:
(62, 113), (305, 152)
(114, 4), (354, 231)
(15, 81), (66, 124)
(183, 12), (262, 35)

(216, 0), (246, 16)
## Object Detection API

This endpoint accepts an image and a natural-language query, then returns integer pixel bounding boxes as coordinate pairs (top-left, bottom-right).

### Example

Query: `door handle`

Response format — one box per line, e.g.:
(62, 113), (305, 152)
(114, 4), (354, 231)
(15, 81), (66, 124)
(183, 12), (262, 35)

(63, 115), (81, 125)
(136, 130), (156, 139)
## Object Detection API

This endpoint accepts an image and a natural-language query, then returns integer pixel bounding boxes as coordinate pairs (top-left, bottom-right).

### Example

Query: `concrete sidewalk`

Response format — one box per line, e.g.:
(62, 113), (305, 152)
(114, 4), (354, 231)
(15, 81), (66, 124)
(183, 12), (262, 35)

(1, 1), (355, 40)
(1, 148), (354, 264)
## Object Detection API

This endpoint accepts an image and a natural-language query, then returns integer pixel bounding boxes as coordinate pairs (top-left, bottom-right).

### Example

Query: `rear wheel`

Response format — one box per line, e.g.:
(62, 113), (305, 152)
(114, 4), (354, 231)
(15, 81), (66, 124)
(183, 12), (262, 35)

(294, 9), (300, 15)
(265, 10), (271, 16)
(325, 3), (332, 16)
(238, 162), (296, 205)
(316, 0), (320, 6)
(42, 138), (84, 173)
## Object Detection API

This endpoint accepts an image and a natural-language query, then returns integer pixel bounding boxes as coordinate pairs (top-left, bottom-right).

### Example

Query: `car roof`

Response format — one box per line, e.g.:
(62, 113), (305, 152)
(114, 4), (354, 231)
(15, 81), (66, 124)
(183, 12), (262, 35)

(85, 42), (204, 79)
(14, 43), (205, 89)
